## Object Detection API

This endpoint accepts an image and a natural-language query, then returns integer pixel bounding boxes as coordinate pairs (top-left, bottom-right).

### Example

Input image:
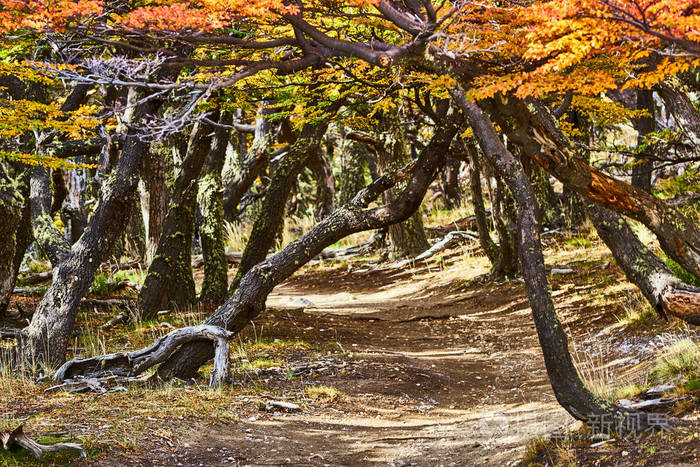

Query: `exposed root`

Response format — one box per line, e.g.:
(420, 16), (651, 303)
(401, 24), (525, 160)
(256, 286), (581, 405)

(54, 324), (233, 388)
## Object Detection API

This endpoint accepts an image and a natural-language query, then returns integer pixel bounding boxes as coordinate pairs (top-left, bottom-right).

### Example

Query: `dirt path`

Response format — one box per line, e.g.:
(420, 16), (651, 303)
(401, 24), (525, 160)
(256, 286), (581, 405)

(169, 257), (585, 466)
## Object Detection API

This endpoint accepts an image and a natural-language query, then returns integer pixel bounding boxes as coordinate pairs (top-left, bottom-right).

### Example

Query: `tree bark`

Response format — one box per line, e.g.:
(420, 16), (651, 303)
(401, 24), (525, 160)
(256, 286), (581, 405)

(441, 156), (462, 209)
(657, 78), (700, 146)
(457, 90), (654, 433)
(522, 156), (562, 229)
(227, 122), (328, 294)
(138, 145), (167, 265)
(198, 113), (232, 304)
(466, 141), (500, 266)
(30, 166), (70, 266)
(21, 93), (160, 366)
(490, 98), (700, 279)
(138, 118), (216, 318)
(337, 138), (368, 206)
(631, 89), (655, 192)
(0, 163), (23, 314)
(223, 103), (276, 221)
(490, 174), (518, 277)
(4, 172), (34, 313)
(586, 200), (700, 324)
(307, 147), (336, 221)
(376, 113), (429, 257)
(154, 113), (461, 380)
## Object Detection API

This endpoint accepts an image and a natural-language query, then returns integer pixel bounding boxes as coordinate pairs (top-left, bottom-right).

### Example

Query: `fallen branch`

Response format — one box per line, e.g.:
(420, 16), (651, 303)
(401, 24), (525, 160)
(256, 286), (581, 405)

(318, 231), (386, 259)
(18, 271), (52, 285)
(12, 287), (44, 296)
(1, 425), (84, 459)
(192, 252), (242, 268)
(101, 313), (129, 330)
(45, 374), (140, 393)
(98, 259), (142, 273)
(619, 396), (690, 411)
(393, 231), (478, 268)
(0, 327), (24, 341)
(54, 324), (233, 388)
(81, 298), (132, 308)
(425, 215), (488, 237)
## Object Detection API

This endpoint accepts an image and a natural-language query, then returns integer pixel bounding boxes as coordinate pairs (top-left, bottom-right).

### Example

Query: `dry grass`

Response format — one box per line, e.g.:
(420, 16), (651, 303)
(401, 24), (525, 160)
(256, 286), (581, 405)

(225, 215), (373, 253)
(522, 438), (579, 467)
(0, 306), (317, 465)
(305, 385), (342, 403)
(650, 338), (700, 385)
(616, 298), (656, 326)
(425, 204), (475, 228)
(224, 220), (253, 252)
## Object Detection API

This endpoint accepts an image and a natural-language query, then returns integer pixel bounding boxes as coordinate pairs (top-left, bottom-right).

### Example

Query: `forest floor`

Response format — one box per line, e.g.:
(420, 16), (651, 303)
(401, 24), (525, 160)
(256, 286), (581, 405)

(1, 232), (699, 466)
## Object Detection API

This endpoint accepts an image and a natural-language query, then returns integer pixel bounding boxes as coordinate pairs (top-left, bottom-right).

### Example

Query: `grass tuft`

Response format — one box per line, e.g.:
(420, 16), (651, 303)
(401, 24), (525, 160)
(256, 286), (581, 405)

(305, 385), (342, 403)
(650, 338), (700, 385)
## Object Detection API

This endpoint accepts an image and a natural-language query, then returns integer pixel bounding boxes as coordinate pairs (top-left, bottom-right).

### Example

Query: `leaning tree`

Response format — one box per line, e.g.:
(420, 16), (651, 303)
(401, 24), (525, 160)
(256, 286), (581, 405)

(1, 0), (699, 434)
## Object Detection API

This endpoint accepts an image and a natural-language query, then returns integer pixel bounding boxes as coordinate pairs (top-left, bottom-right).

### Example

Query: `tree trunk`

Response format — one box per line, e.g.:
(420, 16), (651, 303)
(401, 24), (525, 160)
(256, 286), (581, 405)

(223, 104), (276, 222)
(376, 114), (429, 257)
(307, 147), (336, 221)
(631, 89), (655, 192)
(466, 141), (500, 267)
(30, 85), (91, 266)
(0, 163), (23, 314)
(457, 91), (654, 433)
(490, 98), (700, 279)
(657, 78), (700, 146)
(125, 197), (146, 259)
(30, 166), (70, 266)
(522, 156), (562, 229)
(138, 146), (167, 265)
(138, 118), (216, 319)
(227, 122), (328, 294)
(337, 138), (368, 206)
(154, 112), (461, 380)
(3, 172), (34, 313)
(441, 156), (462, 209)
(22, 93), (159, 366)
(492, 175), (518, 277)
(586, 200), (700, 324)
(198, 113), (232, 304)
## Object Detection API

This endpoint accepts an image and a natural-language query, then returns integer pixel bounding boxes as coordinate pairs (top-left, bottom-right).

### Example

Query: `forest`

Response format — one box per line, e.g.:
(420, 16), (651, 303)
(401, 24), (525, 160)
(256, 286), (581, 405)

(0, 0), (699, 465)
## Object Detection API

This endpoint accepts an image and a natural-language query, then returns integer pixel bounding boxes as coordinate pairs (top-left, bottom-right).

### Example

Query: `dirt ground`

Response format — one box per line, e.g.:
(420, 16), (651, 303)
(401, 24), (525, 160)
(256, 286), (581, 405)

(4, 239), (699, 466)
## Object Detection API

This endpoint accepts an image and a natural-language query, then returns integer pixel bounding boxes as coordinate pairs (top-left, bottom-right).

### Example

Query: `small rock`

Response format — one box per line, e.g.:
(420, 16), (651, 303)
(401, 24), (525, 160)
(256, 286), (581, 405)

(289, 297), (314, 308)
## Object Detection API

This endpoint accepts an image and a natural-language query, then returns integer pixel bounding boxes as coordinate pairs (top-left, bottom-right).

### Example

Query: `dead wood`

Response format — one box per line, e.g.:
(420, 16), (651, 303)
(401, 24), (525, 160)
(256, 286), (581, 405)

(101, 313), (129, 330)
(318, 231), (386, 260)
(1, 425), (84, 459)
(53, 324), (233, 388)
(425, 215), (486, 237)
(81, 298), (132, 308)
(18, 271), (52, 285)
(400, 313), (454, 323)
(393, 231), (477, 268)
(191, 252), (242, 268)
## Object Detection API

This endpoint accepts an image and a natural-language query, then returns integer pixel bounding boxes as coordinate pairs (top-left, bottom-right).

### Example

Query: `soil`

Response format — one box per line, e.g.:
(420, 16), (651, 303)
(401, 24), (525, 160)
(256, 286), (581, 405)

(5, 241), (699, 466)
